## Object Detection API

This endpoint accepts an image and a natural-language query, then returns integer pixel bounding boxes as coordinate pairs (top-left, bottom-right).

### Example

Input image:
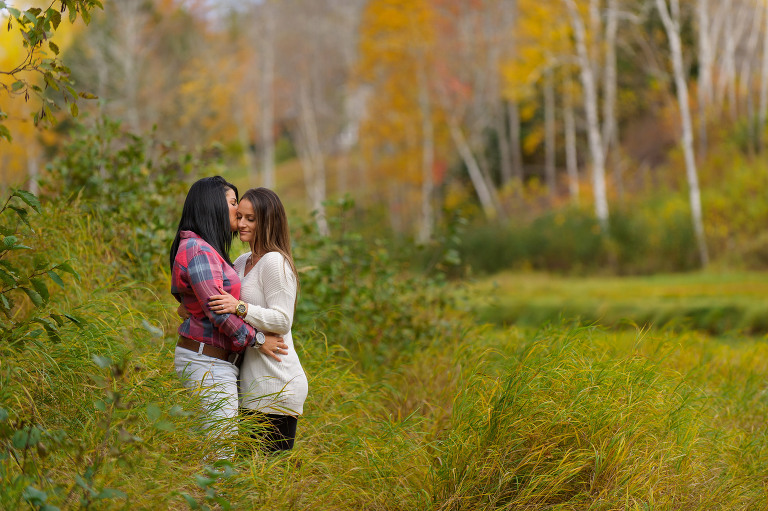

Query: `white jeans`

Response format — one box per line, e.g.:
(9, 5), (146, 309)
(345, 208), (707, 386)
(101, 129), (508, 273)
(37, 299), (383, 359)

(174, 346), (239, 458)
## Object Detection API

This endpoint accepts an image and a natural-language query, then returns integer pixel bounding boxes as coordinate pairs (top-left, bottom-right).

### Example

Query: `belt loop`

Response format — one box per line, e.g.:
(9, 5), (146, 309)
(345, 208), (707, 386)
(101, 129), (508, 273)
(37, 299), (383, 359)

(197, 341), (204, 355)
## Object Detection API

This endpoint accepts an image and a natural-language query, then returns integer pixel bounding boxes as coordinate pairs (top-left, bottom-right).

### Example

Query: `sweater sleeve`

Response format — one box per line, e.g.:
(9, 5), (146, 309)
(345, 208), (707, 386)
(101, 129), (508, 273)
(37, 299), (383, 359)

(243, 253), (296, 335)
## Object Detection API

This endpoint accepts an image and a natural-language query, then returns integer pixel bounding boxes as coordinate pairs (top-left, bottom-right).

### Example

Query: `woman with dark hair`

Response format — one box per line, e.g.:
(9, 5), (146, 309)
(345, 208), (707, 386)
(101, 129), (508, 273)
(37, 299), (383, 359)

(170, 177), (287, 458)
(208, 187), (307, 452)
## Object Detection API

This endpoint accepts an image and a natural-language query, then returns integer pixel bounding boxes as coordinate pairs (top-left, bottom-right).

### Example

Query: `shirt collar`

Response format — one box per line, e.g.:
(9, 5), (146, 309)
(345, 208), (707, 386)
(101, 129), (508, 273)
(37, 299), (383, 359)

(180, 230), (201, 239)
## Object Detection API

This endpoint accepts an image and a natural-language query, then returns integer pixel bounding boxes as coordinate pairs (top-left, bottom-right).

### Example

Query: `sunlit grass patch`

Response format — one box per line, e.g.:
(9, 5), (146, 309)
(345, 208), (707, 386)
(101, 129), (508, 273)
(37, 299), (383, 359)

(467, 271), (768, 334)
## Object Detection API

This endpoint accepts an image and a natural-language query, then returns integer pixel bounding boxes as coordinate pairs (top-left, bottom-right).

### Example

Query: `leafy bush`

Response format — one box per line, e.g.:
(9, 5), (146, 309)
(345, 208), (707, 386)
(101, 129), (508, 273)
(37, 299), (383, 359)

(292, 198), (462, 373)
(42, 117), (192, 282)
(458, 201), (699, 276)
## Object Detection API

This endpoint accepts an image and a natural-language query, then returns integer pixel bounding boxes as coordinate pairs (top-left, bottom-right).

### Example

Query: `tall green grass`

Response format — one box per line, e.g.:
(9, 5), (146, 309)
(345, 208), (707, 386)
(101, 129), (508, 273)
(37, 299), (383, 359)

(4, 123), (768, 508)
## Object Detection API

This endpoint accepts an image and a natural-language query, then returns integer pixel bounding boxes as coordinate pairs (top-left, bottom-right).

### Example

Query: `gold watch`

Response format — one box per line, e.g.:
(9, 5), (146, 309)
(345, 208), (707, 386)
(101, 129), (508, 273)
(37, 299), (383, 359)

(236, 300), (247, 318)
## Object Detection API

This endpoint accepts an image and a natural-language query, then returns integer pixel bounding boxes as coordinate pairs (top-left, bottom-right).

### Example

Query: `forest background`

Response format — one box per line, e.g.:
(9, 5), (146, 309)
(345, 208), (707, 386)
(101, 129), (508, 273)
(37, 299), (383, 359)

(4, 0), (768, 509)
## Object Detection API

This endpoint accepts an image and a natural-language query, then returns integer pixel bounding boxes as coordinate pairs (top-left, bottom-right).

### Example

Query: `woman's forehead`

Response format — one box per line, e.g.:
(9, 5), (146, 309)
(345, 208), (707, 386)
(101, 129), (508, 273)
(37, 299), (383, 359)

(225, 188), (236, 200)
(237, 200), (255, 213)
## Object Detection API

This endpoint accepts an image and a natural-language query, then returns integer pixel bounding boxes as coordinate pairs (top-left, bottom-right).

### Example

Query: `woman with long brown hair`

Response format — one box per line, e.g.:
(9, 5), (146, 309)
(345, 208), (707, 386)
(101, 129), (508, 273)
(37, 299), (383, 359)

(208, 187), (307, 452)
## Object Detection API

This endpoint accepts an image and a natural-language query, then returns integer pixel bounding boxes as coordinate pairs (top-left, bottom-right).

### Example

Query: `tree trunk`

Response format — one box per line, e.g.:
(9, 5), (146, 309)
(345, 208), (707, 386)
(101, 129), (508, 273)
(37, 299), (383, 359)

(740, 2), (763, 154)
(297, 79), (329, 236)
(563, 0), (610, 231)
(258, 3), (276, 189)
(564, 84), (580, 204)
(507, 101), (524, 190)
(697, 0), (712, 159)
(496, 104), (514, 186)
(603, 0), (620, 198)
(656, 0), (709, 267)
(26, 145), (38, 195)
(544, 69), (557, 198)
(448, 117), (498, 220)
(760, 0), (768, 151)
(418, 66), (434, 243)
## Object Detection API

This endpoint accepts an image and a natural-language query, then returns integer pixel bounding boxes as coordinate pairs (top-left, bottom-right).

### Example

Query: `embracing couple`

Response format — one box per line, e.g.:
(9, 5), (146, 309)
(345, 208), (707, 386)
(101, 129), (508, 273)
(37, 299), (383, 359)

(169, 176), (307, 458)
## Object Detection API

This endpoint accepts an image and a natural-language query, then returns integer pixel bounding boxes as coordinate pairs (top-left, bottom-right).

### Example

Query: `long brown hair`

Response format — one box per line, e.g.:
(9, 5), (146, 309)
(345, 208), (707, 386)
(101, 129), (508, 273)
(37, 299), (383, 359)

(240, 188), (300, 299)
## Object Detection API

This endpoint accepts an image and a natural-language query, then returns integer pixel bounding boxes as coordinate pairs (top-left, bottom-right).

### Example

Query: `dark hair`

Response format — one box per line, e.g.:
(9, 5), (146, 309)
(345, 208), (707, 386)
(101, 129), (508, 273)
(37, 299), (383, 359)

(240, 187), (300, 298)
(169, 176), (238, 269)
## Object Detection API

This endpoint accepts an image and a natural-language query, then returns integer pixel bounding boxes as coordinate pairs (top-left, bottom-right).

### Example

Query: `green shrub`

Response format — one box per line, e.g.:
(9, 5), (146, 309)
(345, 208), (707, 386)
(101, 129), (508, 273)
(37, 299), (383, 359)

(458, 200), (699, 276)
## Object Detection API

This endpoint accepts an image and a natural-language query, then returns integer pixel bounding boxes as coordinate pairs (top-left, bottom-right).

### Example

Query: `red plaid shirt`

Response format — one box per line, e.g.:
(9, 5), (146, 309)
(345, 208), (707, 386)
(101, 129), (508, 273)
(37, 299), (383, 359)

(171, 231), (255, 352)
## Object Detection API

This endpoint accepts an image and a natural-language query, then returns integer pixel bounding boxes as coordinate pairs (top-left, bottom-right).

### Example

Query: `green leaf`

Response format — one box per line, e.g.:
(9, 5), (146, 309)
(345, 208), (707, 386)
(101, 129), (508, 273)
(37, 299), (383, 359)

(47, 270), (65, 289)
(78, 91), (98, 100)
(0, 294), (11, 313)
(12, 189), (41, 213)
(62, 313), (82, 326)
(48, 41), (59, 55)
(55, 262), (80, 281)
(154, 420), (175, 431)
(70, 102), (78, 117)
(30, 278), (49, 302)
(49, 9), (61, 29)
(92, 354), (112, 368)
(8, 206), (31, 228)
(23, 11), (38, 24)
(180, 494), (200, 509)
(146, 404), (161, 422)
(7, 8), (20, 18)
(22, 485), (48, 506)
(94, 400), (106, 412)
(21, 286), (43, 307)
(11, 81), (24, 92)
(0, 124), (10, 143)
(0, 266), (16, 286)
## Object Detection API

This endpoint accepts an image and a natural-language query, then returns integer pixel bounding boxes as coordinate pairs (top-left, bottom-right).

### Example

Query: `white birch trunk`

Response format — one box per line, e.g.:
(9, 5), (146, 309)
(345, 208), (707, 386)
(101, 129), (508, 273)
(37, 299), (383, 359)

(26, 145), (38, 195)
(507, 101), (524, 188)
(448, 117), (498, 219)
(259, 4), (276, 189)
(656, 0), (709, 267)
(740, 1), (763, 151)
(564, 0), (610, 231)
(418, 66), (434, 243)
(496, 105), (514, 186)
(697, 0), (713, 158)
(297, 80), (329, 236)
(602, 0), (619, 156)
(564, 86), (580, 204)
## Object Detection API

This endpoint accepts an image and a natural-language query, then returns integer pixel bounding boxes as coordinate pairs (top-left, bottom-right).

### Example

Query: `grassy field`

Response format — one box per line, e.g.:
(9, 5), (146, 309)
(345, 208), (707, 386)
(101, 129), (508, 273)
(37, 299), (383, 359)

(465, 270), (768, 335)
(4, 196), (768, 510)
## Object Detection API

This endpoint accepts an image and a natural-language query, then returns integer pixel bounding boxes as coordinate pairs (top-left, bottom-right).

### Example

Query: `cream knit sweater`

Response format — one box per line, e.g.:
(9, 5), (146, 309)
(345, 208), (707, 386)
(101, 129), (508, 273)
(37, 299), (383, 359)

(234, 251), (307, 416)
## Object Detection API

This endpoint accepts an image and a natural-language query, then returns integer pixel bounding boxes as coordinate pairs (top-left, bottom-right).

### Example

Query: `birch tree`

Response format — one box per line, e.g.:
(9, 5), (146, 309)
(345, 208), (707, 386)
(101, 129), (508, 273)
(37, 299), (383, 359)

(257, 1), (275, 189)
(655, 0), (709, 266)
(563, 0), (609, 231)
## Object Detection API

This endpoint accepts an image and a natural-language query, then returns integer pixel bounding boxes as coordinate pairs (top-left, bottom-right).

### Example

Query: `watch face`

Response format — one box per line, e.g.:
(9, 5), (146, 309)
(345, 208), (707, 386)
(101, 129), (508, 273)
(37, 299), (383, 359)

(237, 303), (246, 314)
(256, 332), (266, 345)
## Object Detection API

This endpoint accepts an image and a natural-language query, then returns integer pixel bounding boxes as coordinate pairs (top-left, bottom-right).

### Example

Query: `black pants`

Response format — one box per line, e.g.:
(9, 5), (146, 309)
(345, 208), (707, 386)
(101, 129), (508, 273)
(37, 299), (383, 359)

(240, 408), (297, 452)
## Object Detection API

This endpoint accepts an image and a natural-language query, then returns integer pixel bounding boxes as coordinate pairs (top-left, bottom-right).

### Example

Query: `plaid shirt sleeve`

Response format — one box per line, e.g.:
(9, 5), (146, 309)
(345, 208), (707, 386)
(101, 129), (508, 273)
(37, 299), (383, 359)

(187, 250), (256, 349)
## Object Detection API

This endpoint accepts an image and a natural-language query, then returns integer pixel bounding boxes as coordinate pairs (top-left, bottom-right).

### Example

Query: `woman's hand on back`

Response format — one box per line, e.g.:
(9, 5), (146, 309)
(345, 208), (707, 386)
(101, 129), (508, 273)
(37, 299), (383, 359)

(260, 335), (289, 362)
(208, 286), (239, 314)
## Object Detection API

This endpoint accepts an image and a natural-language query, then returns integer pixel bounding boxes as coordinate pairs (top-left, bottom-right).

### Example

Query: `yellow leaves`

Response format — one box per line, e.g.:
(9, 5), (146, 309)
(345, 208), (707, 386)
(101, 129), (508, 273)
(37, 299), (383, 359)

(500, 0), (572, 102)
